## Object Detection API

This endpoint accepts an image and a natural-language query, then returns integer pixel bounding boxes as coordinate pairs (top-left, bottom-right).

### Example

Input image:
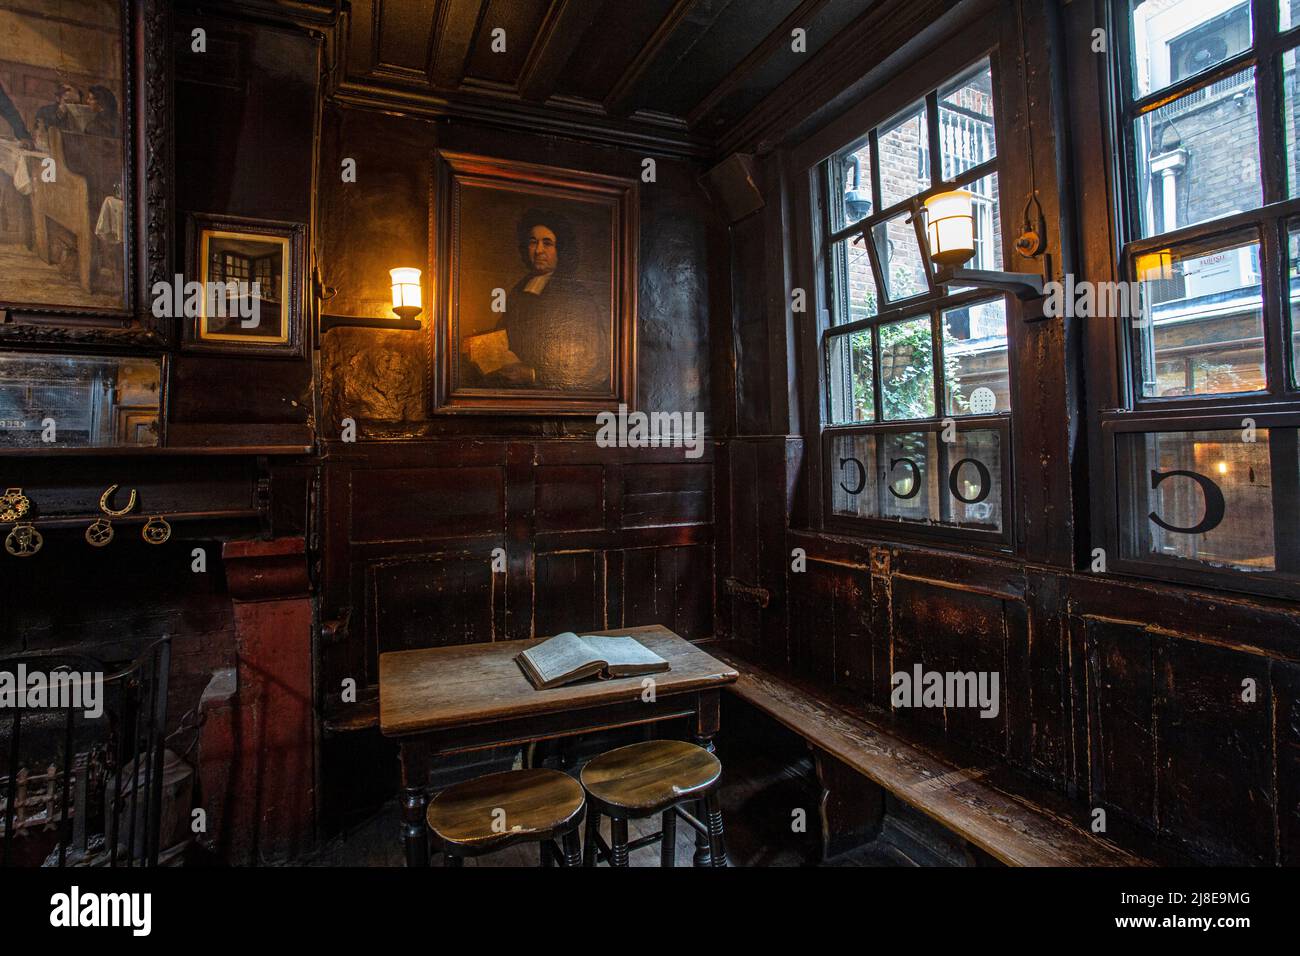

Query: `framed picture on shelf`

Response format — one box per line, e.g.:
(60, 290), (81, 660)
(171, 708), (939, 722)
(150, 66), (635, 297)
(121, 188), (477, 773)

(433, 150), (638, 415)
(182, 213), (305, 356)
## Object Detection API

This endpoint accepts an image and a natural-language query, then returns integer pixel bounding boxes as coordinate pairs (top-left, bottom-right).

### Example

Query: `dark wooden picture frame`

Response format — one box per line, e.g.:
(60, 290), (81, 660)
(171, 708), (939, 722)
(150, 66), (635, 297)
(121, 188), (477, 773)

(182, 213), (305, 357)
(432, 150), (638, 415)
(0, 0), (173, 348)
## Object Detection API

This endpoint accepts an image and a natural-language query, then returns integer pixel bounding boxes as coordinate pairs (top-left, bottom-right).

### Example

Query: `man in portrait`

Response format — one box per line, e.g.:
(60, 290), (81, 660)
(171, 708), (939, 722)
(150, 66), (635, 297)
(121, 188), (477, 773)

(463, 209), (611, 391)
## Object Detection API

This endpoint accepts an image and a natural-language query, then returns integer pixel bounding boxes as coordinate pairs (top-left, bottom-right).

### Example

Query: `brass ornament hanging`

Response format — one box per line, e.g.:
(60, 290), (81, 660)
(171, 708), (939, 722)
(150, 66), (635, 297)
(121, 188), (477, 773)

(6, 522), (43, 557)
(85, 518), (115, 547)
(99, 484), (138, 517)
(0, 488), (30, 523)
(142, 516), (171, 545)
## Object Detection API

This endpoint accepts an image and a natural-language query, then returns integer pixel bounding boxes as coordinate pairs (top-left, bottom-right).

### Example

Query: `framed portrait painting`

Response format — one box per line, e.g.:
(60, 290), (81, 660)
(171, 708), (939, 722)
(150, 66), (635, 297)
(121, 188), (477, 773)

(433, 150), (637, 415)
(0, 0), (172, 345)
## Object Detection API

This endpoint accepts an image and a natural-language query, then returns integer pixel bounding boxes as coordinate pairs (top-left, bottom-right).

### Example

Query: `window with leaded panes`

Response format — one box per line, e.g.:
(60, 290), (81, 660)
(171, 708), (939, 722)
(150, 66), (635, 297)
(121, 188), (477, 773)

(819, 58), (1013, 544)
(1104, 0), (1300, 595)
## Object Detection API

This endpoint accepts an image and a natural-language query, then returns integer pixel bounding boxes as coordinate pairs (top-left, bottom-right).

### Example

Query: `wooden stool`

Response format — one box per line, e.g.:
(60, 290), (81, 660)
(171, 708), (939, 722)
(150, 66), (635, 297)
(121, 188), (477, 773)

(425, 768), (585, 866)
(580, 739), (727, 867)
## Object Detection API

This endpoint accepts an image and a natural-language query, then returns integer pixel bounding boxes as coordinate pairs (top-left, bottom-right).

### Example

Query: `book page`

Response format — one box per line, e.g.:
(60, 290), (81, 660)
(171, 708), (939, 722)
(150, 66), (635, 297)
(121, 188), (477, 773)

(581, 635), (669, 678)
(517, 631), (602, 689)
(464, 329), (522, 376)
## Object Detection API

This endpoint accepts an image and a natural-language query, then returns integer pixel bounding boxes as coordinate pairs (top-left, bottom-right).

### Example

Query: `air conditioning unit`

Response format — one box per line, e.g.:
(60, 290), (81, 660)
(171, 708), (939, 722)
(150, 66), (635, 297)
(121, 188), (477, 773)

(1182, 245), (1259, 297)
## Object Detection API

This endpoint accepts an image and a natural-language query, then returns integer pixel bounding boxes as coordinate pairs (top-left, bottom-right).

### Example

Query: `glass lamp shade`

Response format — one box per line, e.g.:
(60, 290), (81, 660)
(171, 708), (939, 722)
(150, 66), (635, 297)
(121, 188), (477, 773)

(924, 191), (976, 268)
(389, 267), (422, 319)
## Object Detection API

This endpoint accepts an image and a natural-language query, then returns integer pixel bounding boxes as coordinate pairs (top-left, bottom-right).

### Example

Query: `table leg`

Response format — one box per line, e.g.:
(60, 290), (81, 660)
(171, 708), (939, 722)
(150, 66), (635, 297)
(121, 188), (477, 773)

(399, 740), (431, 867)
(693, 691), (721, 867)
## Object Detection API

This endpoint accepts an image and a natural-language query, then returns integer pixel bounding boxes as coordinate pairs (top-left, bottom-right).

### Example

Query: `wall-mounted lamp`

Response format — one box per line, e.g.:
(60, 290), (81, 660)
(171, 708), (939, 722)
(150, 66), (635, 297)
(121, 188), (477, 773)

(316, 265), (424, 334)
(922, 191), (1044, 301)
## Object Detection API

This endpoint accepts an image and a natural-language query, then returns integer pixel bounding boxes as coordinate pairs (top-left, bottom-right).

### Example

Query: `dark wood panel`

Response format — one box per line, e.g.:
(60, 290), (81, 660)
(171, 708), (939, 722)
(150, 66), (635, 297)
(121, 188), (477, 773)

(370, 554), (496, 655)
(1155, 637), (1274, 865)
(463, 0), (552, 85)
(621, 462), (711, 527)
(534, 550), (601, 637)
(1275, 660), (1300, 866)
(610, 543), (713, 639)
(1084, 619), (1155, 828)
(376, 0), (437, 74)
(349, 466), (505, 541)
(891, 576), (1010, 756)
(535, 464), (605, 532)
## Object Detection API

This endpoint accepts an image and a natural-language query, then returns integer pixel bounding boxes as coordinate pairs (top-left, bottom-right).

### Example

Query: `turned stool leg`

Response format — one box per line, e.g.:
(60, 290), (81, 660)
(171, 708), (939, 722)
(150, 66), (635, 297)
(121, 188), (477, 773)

(704, 791), (727, 867)
(692, 798), (712, 866)
(562, 828), (582, 867)
(610, 817), (630, 868)
(583, 807), (601, 866)
(660, 808), (677, 867)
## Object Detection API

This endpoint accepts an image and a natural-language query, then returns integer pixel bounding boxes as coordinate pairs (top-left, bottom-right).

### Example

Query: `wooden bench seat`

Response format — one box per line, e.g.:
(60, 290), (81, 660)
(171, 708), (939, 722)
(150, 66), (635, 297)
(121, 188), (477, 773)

(710, 645), (1159, 867)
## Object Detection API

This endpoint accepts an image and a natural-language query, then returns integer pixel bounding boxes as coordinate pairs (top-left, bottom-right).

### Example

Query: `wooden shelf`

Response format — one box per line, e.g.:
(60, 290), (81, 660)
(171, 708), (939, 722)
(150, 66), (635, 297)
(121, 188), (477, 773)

(0, 444), (313, 458)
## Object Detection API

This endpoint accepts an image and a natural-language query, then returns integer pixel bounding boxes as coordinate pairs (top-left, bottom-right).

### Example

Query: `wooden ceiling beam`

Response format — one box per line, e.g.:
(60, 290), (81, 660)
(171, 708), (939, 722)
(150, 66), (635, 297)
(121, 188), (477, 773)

(518, 0), (606, 103)
(685, 0), (833, 129)
(601, 0), (703, 117)
(429, 0), (485, 90)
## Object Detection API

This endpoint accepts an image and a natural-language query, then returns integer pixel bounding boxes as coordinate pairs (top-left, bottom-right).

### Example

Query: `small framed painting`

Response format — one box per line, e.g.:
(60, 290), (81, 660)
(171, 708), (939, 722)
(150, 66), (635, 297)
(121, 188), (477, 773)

(183, 214), (304, 355)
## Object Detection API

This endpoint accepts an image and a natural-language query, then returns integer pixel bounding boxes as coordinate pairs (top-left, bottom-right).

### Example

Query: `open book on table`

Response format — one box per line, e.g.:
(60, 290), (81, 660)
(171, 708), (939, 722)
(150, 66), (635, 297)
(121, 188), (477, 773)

(516, 631), (670, 690)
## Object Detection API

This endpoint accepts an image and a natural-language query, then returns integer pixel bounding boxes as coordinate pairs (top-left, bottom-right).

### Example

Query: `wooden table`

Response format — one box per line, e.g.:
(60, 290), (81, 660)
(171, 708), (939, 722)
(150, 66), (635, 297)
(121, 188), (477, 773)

(379, 625), (739, 867)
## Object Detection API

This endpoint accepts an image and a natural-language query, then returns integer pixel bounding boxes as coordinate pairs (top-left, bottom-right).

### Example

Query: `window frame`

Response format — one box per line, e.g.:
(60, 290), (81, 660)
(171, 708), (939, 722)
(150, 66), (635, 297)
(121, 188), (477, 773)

(1097, 0), (1300, 598)
(811, 47), (1017, 550)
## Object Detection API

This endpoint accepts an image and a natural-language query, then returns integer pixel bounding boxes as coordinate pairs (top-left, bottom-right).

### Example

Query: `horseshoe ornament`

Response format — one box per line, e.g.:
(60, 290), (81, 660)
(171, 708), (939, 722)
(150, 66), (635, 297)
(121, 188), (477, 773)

(99, 484), (138, 517)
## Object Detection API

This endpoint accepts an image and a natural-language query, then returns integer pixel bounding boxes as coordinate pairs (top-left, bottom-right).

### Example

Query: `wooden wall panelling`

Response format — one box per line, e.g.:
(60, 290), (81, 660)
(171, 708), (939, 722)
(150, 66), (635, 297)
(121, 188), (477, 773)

(867, 548), (892, 710)
(1153, 635), (1274, 865)
(172, 14), (319, 435)
(1021, 570), (1070, 784)
(1082, 617), (1156, 831)
(503, 442), (536, 640)
(787, 556), (837, 686)
(890, 575), (1012, 756)
(1274, 659), (1300, 865)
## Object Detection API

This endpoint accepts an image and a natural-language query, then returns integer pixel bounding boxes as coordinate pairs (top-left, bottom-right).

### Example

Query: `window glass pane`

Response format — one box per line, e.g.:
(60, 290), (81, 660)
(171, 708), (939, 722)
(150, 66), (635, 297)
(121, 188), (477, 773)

(968, 173), (1003, 272)
(939, 60), (996, 178)
(1130, 0), (1253, 99)
(1285, 0), (1300, 30)
(881, 431), (939, 523)
(878, 102), (929, 210)
(829, 433), (880, 518)
(1286, 48), (1300, 198)
(943, 299), (1010, 415)
(945, 429), (1003, 532)
(1135, 232), (1265, 397)
(827, 329), (874, 424)
(872, 213), (928, 302)
(831, 235), (878, 324)
(1118, 428), (1275, 571)
(829, 138), (874, 231)
(1289, 220), (1300, 385)
(1133, 66), (1260, 239)
(880, 316), (936, 420)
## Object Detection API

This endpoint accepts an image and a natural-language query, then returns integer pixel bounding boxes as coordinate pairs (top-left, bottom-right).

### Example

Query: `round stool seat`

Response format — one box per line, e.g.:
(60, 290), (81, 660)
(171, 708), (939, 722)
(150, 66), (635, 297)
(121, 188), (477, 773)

(426, 768), (585, 850)
(580, 739), (721, 813)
